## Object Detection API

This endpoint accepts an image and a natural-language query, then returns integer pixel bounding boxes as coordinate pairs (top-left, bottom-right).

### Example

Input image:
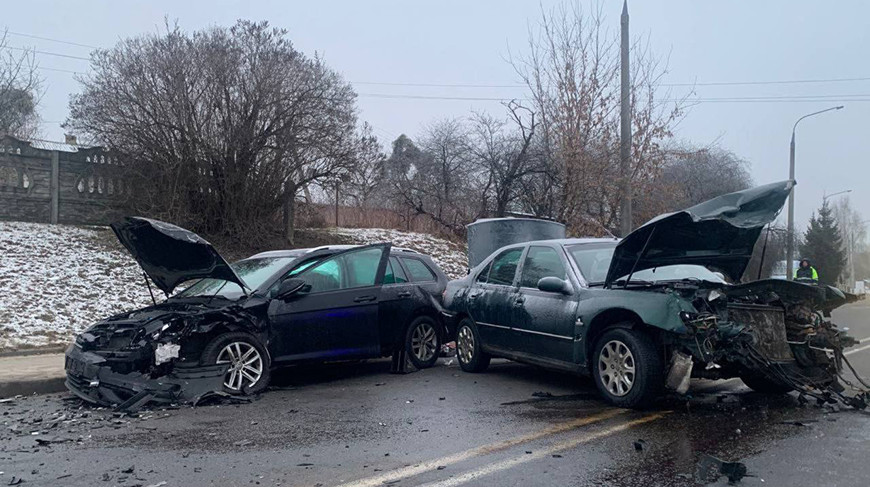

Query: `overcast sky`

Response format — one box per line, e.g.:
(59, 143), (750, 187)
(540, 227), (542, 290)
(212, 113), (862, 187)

(5, 0), (867, 230)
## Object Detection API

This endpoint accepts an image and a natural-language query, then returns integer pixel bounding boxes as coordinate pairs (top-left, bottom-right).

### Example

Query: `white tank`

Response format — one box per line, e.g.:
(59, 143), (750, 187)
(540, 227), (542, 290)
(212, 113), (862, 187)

(466, 217), (566, 269)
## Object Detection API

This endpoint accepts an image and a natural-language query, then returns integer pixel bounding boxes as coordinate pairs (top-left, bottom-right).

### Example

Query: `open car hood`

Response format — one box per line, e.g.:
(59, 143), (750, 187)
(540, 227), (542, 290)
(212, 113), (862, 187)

(605, 180), (795, 287)
(110, 217), (246, 295)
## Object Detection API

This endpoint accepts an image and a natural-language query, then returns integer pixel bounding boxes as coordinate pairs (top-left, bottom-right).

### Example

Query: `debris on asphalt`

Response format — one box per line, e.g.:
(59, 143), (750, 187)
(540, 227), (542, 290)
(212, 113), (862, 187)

(633, 439), (646, 452)
(696, 453), (748, 483)
(233, 439), (253, 447)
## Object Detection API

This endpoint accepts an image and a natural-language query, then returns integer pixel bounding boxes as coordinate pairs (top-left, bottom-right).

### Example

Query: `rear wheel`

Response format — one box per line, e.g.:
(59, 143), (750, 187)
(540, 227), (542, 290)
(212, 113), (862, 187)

(592, 327), (662, 408)
(456, 318), (491, 373)
(201, 332), (271, 395)
(740, 373), (794, 394)
(406, 316), (441, 369)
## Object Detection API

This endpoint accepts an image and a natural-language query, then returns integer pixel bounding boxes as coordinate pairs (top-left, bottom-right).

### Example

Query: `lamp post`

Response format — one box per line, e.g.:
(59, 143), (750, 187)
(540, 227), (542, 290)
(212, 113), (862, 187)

(822, 189), (852, 204)
(786, 105), (844, 281)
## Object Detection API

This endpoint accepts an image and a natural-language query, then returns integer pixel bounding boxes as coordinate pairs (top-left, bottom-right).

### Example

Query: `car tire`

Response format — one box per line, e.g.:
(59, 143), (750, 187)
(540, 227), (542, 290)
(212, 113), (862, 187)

(592, 326), (662, 409)
(456, 318), (491, 373)
(201, 332), (271, 395)
(406, 316), (442, 369)
(740, 373), (794, 394)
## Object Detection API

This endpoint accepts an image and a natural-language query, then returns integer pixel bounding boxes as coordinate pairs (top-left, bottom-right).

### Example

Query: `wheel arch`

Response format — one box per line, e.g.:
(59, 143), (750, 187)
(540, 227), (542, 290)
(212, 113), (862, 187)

(584, 308), (659, 369)
(185, 320), (272, 365)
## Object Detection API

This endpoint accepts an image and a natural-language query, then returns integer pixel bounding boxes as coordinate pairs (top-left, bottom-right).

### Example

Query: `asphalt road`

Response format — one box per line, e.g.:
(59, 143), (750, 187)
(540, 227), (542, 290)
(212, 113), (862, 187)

(3, 304), (870, 487)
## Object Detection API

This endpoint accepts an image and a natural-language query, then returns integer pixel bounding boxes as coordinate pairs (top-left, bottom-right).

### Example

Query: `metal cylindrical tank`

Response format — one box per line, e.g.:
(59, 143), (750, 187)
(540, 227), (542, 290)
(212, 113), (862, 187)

(466, 218), (566, 269)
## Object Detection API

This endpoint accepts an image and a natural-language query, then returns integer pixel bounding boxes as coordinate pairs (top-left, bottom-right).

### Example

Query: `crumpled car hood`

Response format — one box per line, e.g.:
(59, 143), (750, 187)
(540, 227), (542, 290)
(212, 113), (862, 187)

(605, 180), (795, 287)
(111, 217), (246, 295)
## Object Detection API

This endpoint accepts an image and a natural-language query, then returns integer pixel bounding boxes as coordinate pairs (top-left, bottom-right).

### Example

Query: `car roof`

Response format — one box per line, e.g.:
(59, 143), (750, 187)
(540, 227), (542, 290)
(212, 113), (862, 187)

(500, 237), (619, 248)
(248, 244), (422, 260)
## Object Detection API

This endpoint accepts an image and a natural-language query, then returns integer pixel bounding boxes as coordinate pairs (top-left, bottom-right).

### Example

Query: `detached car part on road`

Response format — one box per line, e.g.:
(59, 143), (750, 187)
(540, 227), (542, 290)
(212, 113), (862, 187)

(65, 217), (450, 409)
(444, 181), (869, 409)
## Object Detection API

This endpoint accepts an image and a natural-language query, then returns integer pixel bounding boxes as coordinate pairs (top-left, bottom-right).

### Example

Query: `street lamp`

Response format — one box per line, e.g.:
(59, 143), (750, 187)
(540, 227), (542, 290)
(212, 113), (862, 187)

(786, 105), (844, 281)
(822, 189), (852, 204)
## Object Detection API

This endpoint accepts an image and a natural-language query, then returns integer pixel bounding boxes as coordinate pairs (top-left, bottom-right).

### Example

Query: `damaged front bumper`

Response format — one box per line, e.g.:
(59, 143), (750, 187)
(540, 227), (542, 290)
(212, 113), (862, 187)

(65, 344), (228, 410)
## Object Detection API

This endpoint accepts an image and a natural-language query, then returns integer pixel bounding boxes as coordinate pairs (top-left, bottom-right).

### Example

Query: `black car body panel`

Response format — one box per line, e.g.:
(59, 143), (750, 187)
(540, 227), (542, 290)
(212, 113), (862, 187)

(111, 217), (247, 295)
(66, 221), (449, 409)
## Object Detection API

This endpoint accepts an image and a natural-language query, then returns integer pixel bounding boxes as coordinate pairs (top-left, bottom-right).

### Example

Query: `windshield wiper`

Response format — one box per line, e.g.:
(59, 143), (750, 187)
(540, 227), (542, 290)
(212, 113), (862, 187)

(613, 279), (656, 287)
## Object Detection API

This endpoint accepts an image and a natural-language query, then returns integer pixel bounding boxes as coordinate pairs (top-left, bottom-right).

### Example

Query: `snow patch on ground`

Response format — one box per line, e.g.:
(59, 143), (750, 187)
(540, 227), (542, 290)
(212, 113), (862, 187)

(1, 223), (467, 349)
(0, 221), (153, 349)
(326, 227), (468, 279)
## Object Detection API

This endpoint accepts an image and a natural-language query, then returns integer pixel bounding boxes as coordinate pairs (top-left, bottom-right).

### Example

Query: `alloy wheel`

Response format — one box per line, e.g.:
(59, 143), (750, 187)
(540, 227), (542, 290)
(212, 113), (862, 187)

(411, 322), (438, 362)
(216, 341), (263, 392)
(457, 325), (475, 364)
(597, 339), (636, 397)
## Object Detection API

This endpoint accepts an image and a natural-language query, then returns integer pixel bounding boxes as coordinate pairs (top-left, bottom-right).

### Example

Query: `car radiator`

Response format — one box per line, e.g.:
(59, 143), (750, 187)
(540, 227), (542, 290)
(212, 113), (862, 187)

(727, 303), (795, 363)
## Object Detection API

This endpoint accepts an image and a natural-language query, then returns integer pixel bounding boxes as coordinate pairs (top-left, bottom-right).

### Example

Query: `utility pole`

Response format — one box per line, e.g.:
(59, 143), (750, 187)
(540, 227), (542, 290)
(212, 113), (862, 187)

(619, 0), (633, 237)
(334, 179), (340, 227)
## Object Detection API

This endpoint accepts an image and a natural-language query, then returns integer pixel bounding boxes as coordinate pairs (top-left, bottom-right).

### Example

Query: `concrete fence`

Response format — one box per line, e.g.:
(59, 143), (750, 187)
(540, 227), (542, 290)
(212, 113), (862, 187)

(0, 136), (130, 226)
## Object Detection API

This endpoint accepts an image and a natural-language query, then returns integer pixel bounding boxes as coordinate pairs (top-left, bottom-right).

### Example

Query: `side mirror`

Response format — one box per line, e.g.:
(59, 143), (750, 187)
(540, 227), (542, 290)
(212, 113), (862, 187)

(275, 278), (308, 300)
(537, 277), (571, 295)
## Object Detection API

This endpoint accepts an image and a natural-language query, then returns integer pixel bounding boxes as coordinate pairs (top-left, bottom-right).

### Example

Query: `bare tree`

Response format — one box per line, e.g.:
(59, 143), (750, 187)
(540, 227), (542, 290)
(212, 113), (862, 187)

(636, 144), (753, 219)
(344, 123), (387, 208)
(391, 119), (479, 235)
(468, 101), (540, 217)
(0, 30), (42, 139)
(66, 21), (358, 244)
(510, 1), (687, 236)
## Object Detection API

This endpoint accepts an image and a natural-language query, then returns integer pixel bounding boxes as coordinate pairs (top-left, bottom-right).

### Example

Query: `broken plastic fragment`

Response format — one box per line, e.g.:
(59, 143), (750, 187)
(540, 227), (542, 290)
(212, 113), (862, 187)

(154, 343), (181, 365)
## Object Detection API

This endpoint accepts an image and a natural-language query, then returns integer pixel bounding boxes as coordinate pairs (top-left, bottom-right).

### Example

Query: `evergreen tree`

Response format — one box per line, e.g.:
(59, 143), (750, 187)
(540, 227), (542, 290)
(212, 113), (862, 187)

(799, 201), (847, 284)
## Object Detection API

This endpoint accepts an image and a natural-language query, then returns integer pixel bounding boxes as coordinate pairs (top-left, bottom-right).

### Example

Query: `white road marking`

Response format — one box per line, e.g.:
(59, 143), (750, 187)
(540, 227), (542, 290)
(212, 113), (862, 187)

(845, 342), (870, 356)
(418, 413), (668, 487)
(334, 409), (628, 487)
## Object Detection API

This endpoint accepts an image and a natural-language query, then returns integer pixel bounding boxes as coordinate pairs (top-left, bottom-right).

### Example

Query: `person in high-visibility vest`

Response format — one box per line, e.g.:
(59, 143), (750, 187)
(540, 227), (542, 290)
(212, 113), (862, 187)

(795, 258), (819, 283)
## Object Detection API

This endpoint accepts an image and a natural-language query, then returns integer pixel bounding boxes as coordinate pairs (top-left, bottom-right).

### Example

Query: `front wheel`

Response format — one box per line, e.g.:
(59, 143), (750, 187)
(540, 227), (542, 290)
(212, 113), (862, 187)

(406, 316), (442, 369)
(591, 327), (662, 408)
(201, 332), (271, 395)
(456, 318), (491, 373)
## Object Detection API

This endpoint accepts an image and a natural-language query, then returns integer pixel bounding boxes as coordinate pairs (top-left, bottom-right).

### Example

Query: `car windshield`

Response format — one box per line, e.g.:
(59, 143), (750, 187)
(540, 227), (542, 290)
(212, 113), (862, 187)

(175, 257), (295, 299)
(567, 244), (726, 285)
(566, 244), (616, 284)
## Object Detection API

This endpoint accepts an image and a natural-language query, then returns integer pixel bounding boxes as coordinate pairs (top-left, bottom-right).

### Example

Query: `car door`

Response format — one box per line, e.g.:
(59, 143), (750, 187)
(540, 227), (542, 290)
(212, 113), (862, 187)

(376, 256), (418, 353)
(467, 246), (524, 351)
(267, 244), (390, 363)
(509, 244), (578, 362)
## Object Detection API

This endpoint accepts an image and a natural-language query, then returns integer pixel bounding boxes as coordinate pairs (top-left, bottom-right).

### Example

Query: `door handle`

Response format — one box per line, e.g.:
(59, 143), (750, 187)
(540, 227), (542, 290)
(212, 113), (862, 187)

(469, 292), (481, 300)
(514, 297), (525, 306)
(397, 291), (412, 298)
(354, 295), (376, 303)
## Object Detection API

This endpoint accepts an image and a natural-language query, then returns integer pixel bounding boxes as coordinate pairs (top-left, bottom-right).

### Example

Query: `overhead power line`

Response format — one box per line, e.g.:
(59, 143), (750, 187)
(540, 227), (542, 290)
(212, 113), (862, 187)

(1, 45), (90, 61)
(5, 31), (100, 50)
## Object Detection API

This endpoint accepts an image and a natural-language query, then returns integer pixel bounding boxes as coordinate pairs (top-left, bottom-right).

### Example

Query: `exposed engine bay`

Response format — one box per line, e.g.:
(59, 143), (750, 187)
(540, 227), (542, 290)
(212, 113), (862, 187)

(661, 278), (868, 409)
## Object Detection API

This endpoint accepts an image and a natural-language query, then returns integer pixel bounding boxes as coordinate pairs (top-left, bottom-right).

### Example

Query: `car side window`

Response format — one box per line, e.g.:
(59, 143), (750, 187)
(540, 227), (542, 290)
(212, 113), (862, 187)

(384, 257), (409, 285)
(267, 257), (323, 297)
(300, 247), (385, 293)
(401, 258), (436, 282)
(487, 248), (523, 286)
(520, 246), (567, 288)
(476, 262), (492, 283)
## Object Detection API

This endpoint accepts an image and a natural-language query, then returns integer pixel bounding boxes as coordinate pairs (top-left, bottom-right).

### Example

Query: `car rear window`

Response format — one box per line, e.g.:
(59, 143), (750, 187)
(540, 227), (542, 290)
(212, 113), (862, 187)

(384, 257), (409, 284)
(487, 247), (523, 286)
(401, 258), (436, 282)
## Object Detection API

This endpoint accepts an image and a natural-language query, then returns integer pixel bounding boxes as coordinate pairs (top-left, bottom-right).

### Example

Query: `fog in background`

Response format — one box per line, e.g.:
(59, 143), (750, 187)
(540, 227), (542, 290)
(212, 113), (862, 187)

(5, 0), (866, 230)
